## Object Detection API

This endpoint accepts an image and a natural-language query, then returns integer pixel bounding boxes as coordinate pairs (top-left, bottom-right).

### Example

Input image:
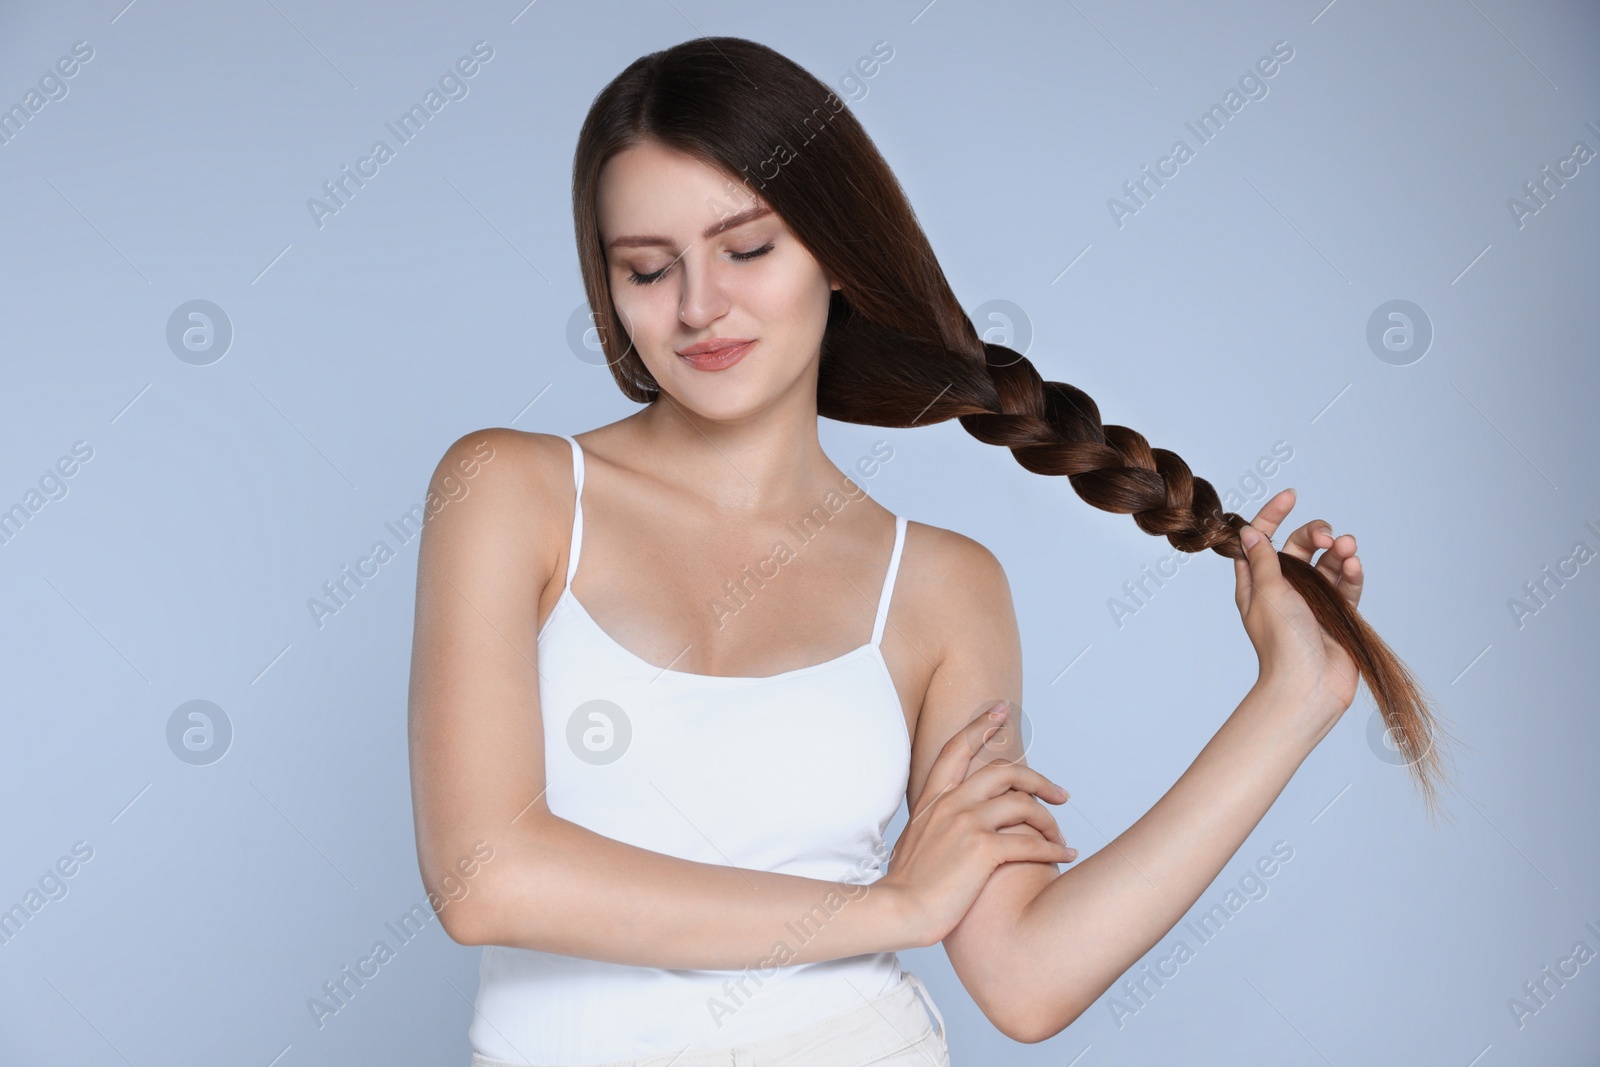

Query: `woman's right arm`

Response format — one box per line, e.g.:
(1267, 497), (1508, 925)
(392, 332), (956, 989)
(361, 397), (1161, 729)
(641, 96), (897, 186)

(406, 429), (1072, 971)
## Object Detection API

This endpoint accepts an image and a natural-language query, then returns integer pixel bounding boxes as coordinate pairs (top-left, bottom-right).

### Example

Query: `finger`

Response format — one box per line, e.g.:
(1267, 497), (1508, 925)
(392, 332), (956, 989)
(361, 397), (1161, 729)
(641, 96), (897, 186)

(918, 701), (1008, 812)
(1237, 522), (1285, 597)
(1246, 488), (1297, 541)
(959, 761), (1067, 804)
(1326, 538), (1364, 608)
(994, 818), (1065, 845)
(976, 791), (1066, 843)
(967, 710), (1030, 771)
(1280, 519), (1333, 564)
(957, 761), (1068, 805)
(1338, 553), (1364, 608)
(991, 831), (1077, 866)
(1314, 532), (1356, 584)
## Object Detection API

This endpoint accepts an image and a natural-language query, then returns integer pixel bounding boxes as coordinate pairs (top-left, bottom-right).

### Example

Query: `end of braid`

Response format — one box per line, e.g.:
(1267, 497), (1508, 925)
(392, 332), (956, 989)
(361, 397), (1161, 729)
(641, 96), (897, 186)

(953, 340), (1459, 819)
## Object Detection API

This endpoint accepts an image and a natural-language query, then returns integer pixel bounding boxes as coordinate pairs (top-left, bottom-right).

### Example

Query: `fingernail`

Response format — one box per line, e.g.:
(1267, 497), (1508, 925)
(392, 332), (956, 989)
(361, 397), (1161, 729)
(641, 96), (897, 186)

(1066, 849), (1079, 860)
(988, 700), (1008, 720)
(1240, 526), (1260, 548)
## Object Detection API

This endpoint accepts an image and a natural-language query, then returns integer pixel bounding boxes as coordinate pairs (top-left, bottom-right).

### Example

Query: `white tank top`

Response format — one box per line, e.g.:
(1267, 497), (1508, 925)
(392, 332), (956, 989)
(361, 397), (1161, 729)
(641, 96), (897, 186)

(469, 434), (912, 1063)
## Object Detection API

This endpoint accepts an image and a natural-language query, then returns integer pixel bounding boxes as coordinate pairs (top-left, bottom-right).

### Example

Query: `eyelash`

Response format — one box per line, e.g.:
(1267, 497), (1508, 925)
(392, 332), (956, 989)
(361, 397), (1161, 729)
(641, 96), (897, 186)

(626, 242), (775, 286)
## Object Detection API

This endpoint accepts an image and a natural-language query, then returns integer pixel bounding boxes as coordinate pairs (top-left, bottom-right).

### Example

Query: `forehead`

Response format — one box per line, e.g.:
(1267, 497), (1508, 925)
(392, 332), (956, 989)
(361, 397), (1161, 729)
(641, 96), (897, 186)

(596, 140), (763, 239)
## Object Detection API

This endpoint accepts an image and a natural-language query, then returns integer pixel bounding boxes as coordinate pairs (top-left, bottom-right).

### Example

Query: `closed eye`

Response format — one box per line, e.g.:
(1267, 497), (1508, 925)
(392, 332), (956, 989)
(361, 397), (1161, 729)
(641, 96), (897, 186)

(730, 242), (775, 262)
(627, 242), (775, 286)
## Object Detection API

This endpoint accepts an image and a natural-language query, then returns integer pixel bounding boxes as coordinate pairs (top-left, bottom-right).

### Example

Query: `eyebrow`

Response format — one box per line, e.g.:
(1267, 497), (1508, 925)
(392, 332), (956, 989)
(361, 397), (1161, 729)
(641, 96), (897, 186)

(607, 204), (775, 250)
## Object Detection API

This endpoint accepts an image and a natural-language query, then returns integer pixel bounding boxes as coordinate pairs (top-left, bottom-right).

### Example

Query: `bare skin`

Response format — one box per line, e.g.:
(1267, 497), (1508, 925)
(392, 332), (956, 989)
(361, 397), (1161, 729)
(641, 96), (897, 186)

(407, 138), (1366, 1042)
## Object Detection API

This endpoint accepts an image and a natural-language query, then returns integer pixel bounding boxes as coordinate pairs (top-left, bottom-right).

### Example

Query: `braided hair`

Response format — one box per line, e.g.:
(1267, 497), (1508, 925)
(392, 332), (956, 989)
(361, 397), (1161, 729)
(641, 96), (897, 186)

(570, 36), (1453, 816)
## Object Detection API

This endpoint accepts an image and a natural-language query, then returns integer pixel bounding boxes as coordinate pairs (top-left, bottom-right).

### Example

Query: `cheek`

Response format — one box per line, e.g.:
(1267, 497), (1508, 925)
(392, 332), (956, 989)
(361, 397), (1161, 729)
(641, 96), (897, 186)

(610, 284), (674, 344)
(746, 258), (832, 330)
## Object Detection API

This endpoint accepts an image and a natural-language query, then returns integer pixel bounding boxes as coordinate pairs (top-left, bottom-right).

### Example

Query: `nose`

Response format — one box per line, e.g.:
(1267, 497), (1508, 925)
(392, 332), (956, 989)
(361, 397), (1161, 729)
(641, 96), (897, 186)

(676, 248), (732, 330)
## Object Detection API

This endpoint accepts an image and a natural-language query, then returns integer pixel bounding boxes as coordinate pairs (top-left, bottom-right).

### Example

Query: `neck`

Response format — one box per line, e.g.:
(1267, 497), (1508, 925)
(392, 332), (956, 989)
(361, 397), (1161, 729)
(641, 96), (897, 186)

(615, 387), (838, 516)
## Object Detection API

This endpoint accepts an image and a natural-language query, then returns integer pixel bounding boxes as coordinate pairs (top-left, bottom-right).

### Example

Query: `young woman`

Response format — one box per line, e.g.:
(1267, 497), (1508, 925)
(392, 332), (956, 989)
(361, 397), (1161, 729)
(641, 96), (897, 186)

(407, 36), (1450, 1066)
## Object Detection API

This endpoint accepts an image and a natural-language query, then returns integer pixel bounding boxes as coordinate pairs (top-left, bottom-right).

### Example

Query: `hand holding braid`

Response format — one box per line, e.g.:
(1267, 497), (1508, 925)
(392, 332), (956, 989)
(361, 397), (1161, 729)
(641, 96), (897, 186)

(817, 324), (1457, 820)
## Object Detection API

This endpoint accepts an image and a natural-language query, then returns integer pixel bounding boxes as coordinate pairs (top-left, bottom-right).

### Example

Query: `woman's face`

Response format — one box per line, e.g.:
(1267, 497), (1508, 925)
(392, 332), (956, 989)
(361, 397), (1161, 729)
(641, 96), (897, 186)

(595, 139), (839, 422)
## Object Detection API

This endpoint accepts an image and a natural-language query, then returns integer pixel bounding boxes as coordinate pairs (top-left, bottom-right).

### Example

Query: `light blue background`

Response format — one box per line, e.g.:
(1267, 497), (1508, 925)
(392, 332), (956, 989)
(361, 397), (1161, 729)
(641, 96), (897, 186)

(2, 1), (1596, 1064)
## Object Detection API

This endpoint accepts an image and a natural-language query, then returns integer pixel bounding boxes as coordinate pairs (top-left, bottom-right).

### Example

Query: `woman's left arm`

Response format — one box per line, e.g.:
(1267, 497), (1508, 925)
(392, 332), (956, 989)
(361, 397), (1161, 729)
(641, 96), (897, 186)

(911, 490), (1357, 1042)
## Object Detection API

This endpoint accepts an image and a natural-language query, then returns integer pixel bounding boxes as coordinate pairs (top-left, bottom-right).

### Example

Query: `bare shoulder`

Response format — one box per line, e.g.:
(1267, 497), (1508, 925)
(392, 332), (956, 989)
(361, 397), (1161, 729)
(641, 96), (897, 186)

(895, 518), (1018, 664)
(426, 426), (580, 509)
(418, 427), (576, 592)
(901, 519), (1014, 610)
(427, 426), (569, 491)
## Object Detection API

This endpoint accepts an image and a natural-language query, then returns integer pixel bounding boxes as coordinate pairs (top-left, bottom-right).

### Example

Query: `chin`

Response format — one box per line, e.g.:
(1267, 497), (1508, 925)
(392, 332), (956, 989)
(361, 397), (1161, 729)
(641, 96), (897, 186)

(668, 383), (781, 423)
(655, 368), (790, 421)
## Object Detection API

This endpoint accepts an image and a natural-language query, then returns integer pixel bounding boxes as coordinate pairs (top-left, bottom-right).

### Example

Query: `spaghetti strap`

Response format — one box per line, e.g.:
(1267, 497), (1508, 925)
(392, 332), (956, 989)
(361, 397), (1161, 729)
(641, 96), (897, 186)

(562, 434), (584, 592)
(870, 514), (907, 648)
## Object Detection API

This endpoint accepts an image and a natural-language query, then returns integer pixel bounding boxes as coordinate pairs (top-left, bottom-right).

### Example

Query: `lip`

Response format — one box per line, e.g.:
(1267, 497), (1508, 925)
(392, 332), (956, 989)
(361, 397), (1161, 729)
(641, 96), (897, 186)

(676, 338), (756, 371)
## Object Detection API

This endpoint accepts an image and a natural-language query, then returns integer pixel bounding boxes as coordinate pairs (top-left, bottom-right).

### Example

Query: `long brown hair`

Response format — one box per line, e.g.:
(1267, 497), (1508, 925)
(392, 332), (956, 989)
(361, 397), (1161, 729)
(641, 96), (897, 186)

(570, 36), (1455, 817)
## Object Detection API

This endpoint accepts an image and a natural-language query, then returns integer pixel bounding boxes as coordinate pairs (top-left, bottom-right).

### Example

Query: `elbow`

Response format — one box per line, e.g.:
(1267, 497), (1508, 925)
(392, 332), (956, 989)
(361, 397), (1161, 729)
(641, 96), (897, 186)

(426, 855), (519, 946)
(435, 897), (491, 946)
(432, 850), (550, 949)
(999, 1014), (1080, 1045)
(419, 829), (540, 948)
(435, 895), (502, 947)
(986, 995), (1086, 1044)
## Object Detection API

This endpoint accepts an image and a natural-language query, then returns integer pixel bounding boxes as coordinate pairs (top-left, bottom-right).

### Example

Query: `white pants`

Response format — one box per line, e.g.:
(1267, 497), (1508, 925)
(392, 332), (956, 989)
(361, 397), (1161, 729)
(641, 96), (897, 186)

(467, 970), (950, 1067)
